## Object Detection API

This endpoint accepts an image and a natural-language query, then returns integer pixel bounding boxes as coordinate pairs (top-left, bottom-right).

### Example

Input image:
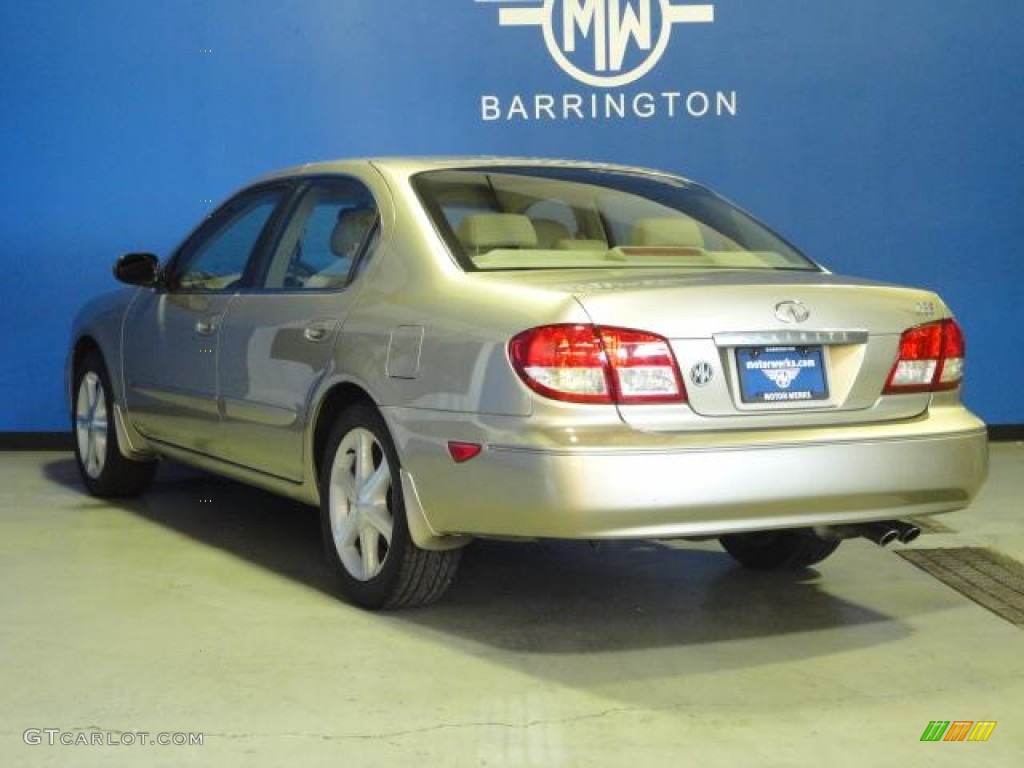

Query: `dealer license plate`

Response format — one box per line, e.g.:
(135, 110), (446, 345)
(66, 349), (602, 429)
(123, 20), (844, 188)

(736, 346), (829, 403)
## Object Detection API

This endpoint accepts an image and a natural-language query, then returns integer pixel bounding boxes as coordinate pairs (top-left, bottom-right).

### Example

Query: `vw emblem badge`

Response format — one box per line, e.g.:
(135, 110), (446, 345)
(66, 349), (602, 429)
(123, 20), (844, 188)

(774, 300), (810, 324)
(690, 361), (714, 387)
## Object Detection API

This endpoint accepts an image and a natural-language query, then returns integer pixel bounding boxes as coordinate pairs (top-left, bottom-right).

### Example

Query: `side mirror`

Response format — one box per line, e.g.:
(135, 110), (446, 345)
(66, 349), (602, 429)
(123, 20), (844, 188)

(113, 252), (161, 287)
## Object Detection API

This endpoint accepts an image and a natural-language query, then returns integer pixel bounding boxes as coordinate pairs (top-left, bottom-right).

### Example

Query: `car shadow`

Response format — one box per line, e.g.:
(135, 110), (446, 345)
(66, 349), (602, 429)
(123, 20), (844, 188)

(43, 456), (338, 597)
(395, 538), (898, 656)
(44, 457), (904, 667)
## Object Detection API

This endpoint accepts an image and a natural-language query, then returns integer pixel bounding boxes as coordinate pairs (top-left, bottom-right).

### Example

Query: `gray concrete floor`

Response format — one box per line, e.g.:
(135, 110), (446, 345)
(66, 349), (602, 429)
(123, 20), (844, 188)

(1, 444), (1022, 767)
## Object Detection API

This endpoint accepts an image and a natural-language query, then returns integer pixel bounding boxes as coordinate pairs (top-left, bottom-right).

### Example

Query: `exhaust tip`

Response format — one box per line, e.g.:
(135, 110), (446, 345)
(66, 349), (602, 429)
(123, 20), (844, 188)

(894, 522), (922, 544)
(877, 528), (900, 547)
(858, 522), (901, 547)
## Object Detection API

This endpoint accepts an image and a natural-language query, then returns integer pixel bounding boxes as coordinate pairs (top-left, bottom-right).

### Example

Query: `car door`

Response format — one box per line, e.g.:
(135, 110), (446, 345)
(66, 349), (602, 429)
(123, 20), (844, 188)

(213, 177), (381, 481)
(122, 184), (290, 452)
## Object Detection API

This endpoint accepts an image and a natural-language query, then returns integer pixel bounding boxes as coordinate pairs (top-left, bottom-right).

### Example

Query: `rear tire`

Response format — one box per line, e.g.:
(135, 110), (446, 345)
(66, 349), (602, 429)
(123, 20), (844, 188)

(319, 403), (460, 609)
(719, 528), (840, 570)
(72, 351), (156, 497)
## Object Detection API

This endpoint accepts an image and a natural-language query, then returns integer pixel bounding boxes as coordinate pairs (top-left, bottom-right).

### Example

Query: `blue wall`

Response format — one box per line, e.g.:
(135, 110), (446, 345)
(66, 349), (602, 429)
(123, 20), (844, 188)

(2, 0), (1021, 430)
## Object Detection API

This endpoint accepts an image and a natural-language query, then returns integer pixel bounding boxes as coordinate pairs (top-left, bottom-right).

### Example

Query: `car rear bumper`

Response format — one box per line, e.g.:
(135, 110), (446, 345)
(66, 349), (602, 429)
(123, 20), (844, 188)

(388, 405), (989, 541)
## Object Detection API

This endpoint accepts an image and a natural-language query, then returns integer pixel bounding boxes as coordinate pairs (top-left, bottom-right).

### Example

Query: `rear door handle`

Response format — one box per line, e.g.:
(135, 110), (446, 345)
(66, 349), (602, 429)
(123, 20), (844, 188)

(303, 319), (339, 343)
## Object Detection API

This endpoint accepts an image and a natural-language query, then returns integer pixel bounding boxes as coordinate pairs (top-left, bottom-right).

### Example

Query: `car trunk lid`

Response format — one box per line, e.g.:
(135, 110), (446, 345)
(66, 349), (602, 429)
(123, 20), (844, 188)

(485, 268), (946, 430)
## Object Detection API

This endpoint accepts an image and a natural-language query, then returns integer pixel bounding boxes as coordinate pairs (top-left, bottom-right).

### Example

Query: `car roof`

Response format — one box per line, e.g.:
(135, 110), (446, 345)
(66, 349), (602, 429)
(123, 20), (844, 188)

(256, 157), (688, 184)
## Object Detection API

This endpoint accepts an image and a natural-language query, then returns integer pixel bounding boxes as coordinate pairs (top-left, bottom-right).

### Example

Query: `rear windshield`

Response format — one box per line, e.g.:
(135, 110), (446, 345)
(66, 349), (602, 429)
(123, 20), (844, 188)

(413, 166), (817, 272)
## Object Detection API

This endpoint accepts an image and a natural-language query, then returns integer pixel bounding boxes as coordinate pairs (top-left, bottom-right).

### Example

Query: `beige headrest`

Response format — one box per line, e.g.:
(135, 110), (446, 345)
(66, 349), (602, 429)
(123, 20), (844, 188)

(631, 217), (704, 248)
(532, 218), (571, 248)
(332, 207), (376, 258)
(457, 213), (537, 251)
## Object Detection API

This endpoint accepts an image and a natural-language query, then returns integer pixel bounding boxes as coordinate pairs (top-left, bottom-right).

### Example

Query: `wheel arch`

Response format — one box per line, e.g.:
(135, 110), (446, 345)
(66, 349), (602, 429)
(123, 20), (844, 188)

(69, 335), (157, 495)
(69, 335), (105, 404)
(308, 381), (469, 553)
(70, 333), (155, 462)
(72, 334), (103, 369)
(310, 381), (377, 488)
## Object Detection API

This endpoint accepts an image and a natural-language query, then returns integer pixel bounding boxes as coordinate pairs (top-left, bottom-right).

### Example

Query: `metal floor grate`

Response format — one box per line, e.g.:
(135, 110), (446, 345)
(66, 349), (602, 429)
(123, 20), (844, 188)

(898, 547), (1024, 627)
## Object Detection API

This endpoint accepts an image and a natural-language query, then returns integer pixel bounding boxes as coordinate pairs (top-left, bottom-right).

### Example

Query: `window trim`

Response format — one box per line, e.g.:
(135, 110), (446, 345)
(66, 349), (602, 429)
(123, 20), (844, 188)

(245, 175), (382, 294)
(161, 181), (295, 294)
(411, 166), (822, 274)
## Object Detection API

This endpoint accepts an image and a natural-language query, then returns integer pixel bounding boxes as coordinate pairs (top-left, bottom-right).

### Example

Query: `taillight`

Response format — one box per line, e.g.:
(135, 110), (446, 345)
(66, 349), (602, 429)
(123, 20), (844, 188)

(601, 328), (687, 403)
(509, 324), (686, 404)
(884, 318), (965, 394)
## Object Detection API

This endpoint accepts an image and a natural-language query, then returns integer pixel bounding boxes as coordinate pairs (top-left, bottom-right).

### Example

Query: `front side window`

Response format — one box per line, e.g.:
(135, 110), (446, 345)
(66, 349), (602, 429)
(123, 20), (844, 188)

(263, 179), (379, 291)
(414, 167), (818, 273)
(171, 188), (286, 291)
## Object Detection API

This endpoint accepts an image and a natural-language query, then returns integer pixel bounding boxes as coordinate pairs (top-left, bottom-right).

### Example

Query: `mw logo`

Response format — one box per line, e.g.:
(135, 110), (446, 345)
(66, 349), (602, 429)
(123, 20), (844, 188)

(763, 368), (801, 389)
(488, 0), (715, 88)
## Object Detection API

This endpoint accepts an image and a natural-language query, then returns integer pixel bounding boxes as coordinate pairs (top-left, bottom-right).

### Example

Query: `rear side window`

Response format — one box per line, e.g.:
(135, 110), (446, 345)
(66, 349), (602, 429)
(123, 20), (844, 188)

(263, 178), (379, 291)
(414, 167), (817, 273)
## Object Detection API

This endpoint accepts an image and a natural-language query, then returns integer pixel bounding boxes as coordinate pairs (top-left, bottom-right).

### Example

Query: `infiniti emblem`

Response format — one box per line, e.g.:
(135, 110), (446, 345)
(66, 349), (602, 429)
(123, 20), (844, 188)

(774, 300), (810, 324)
(690, 361), (714, 387)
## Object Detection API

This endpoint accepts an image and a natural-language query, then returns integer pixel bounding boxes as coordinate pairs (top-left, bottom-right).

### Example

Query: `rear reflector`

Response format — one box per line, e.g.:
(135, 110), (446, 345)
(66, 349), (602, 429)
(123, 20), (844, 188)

(509, 324), (686, 404)
(884, 319), (965, 394)
(447, 441), (483, 463)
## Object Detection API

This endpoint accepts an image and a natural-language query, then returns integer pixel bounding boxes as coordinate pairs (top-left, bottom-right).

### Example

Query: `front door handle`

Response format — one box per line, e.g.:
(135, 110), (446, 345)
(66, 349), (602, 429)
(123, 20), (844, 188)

(195, 317), (219, 335)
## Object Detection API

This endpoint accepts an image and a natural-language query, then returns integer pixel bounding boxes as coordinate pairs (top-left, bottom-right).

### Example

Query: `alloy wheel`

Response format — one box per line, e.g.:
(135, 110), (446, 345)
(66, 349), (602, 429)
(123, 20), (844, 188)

(75, 371), (108, 479)
(328, 427), (394, 581)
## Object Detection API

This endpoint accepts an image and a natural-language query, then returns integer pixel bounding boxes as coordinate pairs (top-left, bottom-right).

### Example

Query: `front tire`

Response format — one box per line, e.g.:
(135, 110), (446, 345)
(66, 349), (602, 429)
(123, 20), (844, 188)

(73, 351), (156, 497)
(319, 403), (460, 609)
(719, 528), (840, 570)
